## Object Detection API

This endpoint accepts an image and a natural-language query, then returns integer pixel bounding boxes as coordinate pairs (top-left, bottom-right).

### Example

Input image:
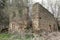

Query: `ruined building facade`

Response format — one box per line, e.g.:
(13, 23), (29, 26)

(8, 7), (29, 34)
(31, 3), (58, 34)
(0, 2), (58, 34)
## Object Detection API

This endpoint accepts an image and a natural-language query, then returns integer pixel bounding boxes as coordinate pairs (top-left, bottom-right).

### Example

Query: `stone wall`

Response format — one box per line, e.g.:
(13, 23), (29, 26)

(8, 3), (58, 35)
(31, 3), (58, 34)
(0, 0), (59, 34)
(9, 7), (29, 34)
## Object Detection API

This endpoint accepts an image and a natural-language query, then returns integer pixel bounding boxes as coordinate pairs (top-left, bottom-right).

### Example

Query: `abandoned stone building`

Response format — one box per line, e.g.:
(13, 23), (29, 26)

(8, 7), (29, 34)
(0, 0), (30, 33)
(0, 2), (58, 34)
(31, 3), (58, 34)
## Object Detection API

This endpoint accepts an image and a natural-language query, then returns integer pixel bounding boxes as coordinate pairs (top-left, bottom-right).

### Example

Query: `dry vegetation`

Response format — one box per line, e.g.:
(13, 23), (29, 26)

(1, 32), (60, 40)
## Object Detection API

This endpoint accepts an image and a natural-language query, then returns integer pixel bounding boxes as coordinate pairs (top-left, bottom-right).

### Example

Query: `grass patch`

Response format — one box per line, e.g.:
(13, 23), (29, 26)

(0, 33), (33, 40)
(0, 33), (11, 38)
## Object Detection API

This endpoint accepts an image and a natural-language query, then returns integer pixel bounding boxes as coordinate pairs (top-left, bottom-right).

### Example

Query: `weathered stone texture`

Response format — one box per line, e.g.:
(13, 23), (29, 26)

(8, 3), (58, 34)
(9, 7), (29, 34)
(32, 3), (58, 34)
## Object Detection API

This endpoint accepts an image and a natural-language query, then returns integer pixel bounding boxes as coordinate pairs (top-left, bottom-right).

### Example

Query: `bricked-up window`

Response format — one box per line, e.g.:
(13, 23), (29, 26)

(53, 24), (57, 31)
(13, 12), (16, 18)
(49, 25), (52, 32)
(19, 9), (23, 17)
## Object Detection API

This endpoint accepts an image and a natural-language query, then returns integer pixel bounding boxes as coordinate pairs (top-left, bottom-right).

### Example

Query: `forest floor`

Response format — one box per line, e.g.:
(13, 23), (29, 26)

(0, 32), (60, 40)
(0, 33), (33, 40)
